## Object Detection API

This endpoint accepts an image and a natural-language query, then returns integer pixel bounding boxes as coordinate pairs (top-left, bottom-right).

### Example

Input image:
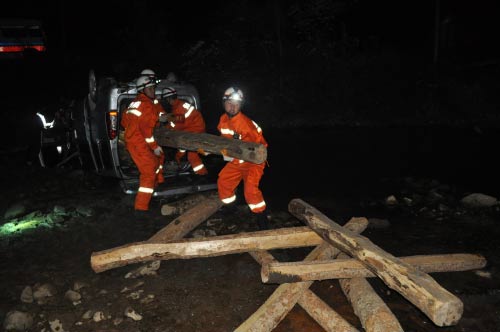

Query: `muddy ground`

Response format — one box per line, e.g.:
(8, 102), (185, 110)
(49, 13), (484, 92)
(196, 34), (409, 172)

(1, 126), (500, 332)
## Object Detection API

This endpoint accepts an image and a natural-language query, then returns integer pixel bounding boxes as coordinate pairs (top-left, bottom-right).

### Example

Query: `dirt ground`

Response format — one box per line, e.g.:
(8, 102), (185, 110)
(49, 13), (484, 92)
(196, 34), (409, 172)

(1, 127), (500, 332)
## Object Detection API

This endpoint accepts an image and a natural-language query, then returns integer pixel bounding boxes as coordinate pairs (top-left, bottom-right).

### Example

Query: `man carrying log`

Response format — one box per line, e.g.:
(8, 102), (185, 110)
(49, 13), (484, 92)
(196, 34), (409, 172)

(217, 87), (270, 230)
(160, 87), (209, 177)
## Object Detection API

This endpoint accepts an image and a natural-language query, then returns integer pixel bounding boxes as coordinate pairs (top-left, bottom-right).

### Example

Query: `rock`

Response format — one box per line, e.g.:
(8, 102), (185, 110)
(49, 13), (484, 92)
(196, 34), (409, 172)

(461, 193), (498, 208)
(48, 318), (66, 332)
(140, 294), (155, 304)
(33, 283), (57, 304)
(81, 310), (93, 320)
(113, 317), (123, 326)
(3, 310), (33, 331)
(385, 195), (398, 206)
(72, 280), (88, 291)
(124, 307), (142, 321)
(92, 311), (106, 322)
(64, 290), (81, 302)
(20, 286), (33, 303)
(125, 260), (160, 279)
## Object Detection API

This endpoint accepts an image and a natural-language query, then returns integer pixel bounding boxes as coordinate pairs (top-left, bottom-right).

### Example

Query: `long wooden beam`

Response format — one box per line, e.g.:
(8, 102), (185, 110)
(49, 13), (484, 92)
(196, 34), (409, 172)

(289, 198), (463, 327)
(91, 227), (324, 273)
(154, 128), (267, 164)
(151, 192), (222, 242)
(262, 253), (487, 283)
(235, 217), (368, 332)
(160, 192), (217, 216)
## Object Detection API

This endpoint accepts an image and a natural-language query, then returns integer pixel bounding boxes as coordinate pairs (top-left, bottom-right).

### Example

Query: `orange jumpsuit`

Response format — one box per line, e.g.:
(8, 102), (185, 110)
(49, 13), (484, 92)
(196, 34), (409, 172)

(167, 99), (208, 175)
(217, 112), (268, 213)
(120, 94), (163, 211)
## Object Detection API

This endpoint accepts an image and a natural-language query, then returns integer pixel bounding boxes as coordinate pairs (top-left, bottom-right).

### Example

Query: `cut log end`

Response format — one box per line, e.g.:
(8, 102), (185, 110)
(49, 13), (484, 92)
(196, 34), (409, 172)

(433, 300), (464, 327)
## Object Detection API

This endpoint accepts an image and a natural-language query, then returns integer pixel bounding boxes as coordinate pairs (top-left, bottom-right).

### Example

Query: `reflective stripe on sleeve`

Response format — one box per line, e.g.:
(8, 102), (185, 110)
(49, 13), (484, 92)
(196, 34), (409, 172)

(185, 106), (194, 118)
(138, 187), (154, 193)
(220, 128), (235, 136)
(126, 109), (142, 117)
(252, 120), (262, 133)
(193, 164), (205, 172)
(145, 136), (155, 143)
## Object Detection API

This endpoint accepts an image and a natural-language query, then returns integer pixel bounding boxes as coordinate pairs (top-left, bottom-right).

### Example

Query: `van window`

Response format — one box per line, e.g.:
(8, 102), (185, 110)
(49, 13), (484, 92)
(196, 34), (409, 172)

(0, 19), (47, 56)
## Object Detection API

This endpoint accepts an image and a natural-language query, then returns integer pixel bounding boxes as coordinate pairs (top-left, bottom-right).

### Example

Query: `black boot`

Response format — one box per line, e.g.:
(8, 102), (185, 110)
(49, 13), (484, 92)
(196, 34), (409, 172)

(256, 213), (269, 230)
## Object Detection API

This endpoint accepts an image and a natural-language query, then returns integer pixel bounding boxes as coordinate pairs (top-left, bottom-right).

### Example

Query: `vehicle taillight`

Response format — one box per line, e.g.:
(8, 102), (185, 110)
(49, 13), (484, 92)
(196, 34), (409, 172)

(107, 111), (118, 140)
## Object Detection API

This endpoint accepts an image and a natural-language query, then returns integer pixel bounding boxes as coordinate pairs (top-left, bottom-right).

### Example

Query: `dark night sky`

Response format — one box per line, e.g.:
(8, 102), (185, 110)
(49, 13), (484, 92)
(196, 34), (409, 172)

(3, 0), (499, 112)
(7, 0), (499, 61)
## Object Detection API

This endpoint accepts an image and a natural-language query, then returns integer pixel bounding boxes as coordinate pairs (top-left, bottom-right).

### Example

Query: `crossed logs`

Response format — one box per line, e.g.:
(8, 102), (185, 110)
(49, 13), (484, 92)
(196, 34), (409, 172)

(90, 193), (487, 332)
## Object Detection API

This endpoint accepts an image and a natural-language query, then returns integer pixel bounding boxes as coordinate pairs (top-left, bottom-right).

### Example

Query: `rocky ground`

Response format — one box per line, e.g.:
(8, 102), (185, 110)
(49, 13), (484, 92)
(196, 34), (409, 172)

(1, 127), (500, 332)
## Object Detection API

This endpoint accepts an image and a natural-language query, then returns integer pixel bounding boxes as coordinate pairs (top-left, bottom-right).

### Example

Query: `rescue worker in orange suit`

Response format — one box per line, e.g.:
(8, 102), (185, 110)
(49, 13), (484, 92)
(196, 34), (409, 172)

(120, 75), (165, 216)
(137, 69), (167, 184)
(161, 87), (208, 176)
(217, 87), (269, 230)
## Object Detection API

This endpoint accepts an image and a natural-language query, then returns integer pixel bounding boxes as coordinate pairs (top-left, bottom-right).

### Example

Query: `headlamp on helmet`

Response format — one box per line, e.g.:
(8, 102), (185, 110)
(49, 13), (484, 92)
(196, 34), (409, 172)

(222, 87), (244, 106)
(136, 75), (157, 91)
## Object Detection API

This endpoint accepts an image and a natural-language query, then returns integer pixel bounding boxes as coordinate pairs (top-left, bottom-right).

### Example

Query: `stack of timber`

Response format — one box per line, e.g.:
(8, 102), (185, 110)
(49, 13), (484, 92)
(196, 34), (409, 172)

(90, 195), (487, 331)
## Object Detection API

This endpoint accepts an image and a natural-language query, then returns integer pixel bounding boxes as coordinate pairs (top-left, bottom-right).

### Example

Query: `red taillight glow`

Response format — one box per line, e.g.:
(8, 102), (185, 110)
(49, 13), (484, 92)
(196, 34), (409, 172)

(0, 45), (46, 53)
(107, 111), (118, 140)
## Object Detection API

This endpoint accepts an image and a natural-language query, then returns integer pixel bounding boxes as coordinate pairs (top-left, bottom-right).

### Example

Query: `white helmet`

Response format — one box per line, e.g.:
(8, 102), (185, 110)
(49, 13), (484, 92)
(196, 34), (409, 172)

(136, 75), (157, 91)
(162, 87), (177, 99)
(140, 68), (156, 77)
(223, 87), (244, 106)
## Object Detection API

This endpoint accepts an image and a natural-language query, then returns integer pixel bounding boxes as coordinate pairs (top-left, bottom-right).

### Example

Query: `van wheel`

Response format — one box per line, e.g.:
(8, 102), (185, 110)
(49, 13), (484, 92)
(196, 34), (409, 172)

(88, 69), (97, 102)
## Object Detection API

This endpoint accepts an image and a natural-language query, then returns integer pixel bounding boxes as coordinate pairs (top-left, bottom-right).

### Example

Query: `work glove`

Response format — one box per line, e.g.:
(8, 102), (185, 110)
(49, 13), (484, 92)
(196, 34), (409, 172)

(153, 146), (163, 156)
(232, 132), (241, 140)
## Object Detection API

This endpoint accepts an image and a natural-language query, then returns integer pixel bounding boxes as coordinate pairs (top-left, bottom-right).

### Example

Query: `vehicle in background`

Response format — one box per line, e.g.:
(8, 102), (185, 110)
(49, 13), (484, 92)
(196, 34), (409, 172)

(0, 18), (47, 58)
(37, 70), (221, 197)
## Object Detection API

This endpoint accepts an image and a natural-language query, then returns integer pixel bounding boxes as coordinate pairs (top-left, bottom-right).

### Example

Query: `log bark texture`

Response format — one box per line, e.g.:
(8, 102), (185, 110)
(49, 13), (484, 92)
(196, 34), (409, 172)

(160, 192), (217, 216)
(151, 193), (222, 242)
(236, 217), (368, 332)
(154, 128), (267, 164)
(262, 253), (487, 283)
(91, 227), (324, 273)
(289, 198), (463, 327)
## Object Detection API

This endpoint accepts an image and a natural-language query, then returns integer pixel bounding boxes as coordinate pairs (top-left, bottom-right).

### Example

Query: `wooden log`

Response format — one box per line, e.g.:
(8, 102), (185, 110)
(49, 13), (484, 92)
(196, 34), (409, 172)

(151, 193), (222, 242)
(297, 289), (359, 332)
(289, 198), (463, 327)
(236, 217), (368, 332)
(91, 227), (324, 273)
(154, 128), (267, 164)
(160, 192), (217, 216)
(262, 253), (488, 283)
(338, 251), (404, 332)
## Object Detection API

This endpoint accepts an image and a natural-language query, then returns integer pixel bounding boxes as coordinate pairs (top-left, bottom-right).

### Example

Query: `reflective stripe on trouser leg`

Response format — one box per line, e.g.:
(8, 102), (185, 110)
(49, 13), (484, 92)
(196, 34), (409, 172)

(217, 162), (242, 204)
(243, 163), (266, 213)
(188, 151), (207, 175)
(128, 145), (159, 211)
